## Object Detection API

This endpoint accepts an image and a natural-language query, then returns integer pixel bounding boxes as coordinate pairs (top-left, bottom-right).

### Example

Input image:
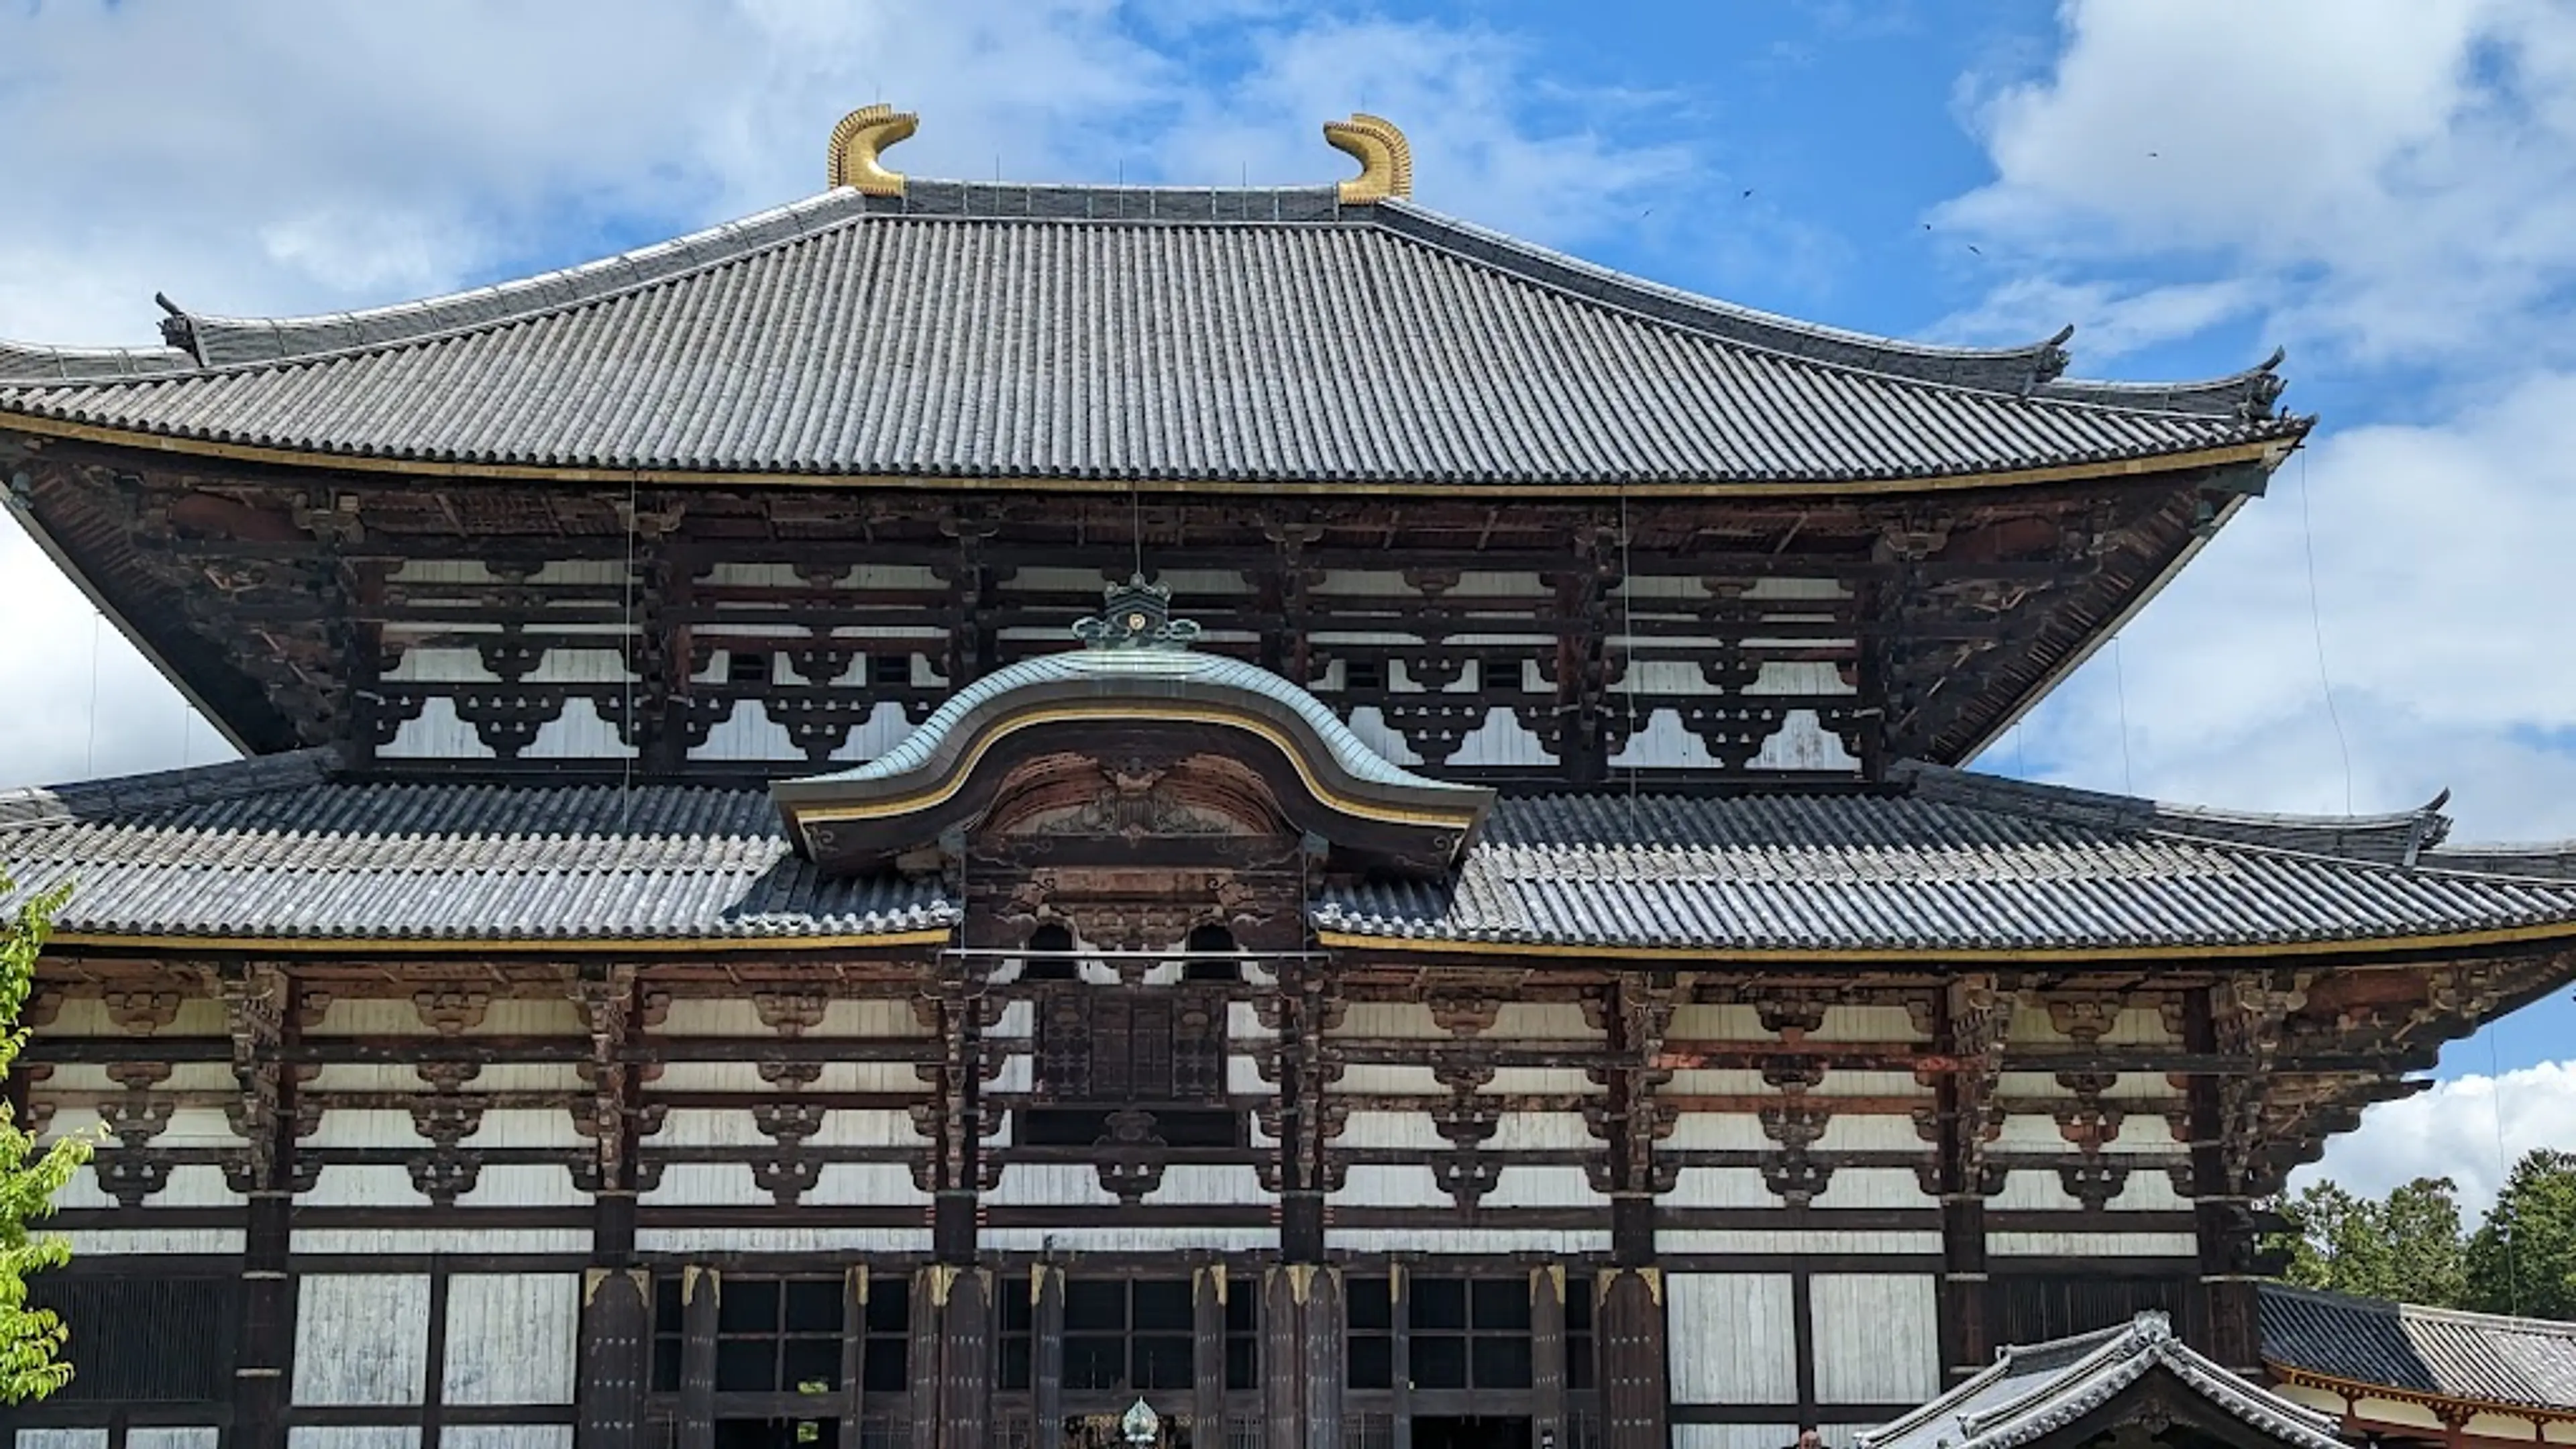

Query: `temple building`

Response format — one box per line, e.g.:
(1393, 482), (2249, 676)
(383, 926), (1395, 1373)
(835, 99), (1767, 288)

(4, 107), (2575, 1449)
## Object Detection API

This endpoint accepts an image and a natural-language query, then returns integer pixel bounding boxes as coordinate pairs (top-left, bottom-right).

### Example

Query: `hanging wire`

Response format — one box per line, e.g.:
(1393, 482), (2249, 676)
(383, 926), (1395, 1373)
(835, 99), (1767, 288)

(1131, 480), (1144, 582)
(621, 475), (639, 828)
(1617, 490), (1642, 827)
(2489, 1022), (2524, 1314)
(2110, 634), (2135, 796)
(2298, 449), (2356, 814)
(86, 611), (103, 775)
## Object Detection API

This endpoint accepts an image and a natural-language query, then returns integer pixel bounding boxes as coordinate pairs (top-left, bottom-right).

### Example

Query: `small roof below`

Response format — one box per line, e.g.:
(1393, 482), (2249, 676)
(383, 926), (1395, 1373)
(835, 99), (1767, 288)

(0, 128), (2305, 489)
(771, 579), (1493, 876)
(1863, 1312), (2346, 1449)
(2261, 1283), (2576, 1417)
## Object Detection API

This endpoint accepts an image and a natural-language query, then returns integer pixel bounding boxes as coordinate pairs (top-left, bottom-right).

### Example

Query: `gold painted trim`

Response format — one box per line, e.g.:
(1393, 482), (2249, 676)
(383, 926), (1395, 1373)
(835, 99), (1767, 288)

(2266, 1362), (2576, 1426)
(0, 413), (2290, 499)
(44, 927), (953, 955)
(1326, 113), (1413, 203)
(1316, 917), (2576, 964)
(826, 103), (917, 195)
(788, 700), (1485, 833)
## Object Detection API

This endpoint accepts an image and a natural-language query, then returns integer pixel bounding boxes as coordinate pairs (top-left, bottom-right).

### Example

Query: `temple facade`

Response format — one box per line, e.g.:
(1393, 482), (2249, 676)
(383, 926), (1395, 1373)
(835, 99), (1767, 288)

(3, 108), (2574, 1449)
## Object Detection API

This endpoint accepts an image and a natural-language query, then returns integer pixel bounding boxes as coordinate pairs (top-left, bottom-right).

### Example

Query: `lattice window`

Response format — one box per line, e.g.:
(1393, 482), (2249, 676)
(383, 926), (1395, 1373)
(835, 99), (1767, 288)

(1348, 1276), (1395, 1389)
(28, 1275), (237, 1402)
(1565, 1277), (1595, 1391)
(1409, 1277), (1533, 1390)
(1063, 1279), (1195, 1393)
(716, 1277), (845, 1392)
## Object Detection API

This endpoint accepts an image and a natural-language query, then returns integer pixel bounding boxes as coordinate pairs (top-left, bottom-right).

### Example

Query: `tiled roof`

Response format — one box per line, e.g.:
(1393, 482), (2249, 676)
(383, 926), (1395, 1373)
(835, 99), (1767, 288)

(1314, 765), (2576, 953)
(0, 182), (2302, 487)
(10, 753), (2574, 953)
(1863, 1312), (2344, 1449)
(2261, 1284), (2576, 1413)
(0, 753), (954, 945)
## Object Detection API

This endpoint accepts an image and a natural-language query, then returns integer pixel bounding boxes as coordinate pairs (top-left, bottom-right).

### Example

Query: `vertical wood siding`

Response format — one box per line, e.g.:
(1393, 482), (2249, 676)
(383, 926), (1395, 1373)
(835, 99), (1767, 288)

(1668, 1274), (1798, 1405)
(290, 1274), (432, 1406)
(1808, 1275), (1940, 1403)
(442, 1273), (580, 1405)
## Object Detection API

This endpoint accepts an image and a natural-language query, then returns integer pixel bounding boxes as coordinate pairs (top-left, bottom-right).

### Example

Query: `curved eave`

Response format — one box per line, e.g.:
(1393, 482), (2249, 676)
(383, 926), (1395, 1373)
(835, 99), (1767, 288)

(40, 926), (957, 955)
(2263, 1363), (2576, 1426)
(1312, 916), (2576, 963)
(775, 688), (1493, 862)
(0, 409), (2302, 496)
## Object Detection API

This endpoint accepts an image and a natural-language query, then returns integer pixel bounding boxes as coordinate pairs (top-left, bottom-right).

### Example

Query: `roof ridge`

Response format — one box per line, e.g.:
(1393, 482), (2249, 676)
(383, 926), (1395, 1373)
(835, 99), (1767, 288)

(1896, 759), (2455, 864)
(1371, 198), (2294, 415)
(144, 190), (877, 376)
(0, 749), (334, 833)
(2264, 1281), (2576, 1338)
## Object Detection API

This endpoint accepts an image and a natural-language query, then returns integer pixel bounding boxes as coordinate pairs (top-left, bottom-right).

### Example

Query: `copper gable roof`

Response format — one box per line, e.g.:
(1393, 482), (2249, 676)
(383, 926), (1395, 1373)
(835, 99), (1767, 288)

(0, 178), (2303, 489)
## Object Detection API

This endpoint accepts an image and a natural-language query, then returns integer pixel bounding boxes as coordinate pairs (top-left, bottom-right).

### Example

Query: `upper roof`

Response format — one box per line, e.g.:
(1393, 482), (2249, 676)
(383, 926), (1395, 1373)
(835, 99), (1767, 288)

(1862, 1312), (2345, 1449)
(8, 750), (2575, 956)
(2261, 1284), (2576, 1416)
(0, 121), (2305, 490)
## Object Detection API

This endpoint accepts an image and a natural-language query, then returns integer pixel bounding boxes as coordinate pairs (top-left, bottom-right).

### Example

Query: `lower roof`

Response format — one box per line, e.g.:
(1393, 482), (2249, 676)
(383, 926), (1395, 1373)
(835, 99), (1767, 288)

(2261, 1283), (2576, 1417)
(3, 753), (2574, 954)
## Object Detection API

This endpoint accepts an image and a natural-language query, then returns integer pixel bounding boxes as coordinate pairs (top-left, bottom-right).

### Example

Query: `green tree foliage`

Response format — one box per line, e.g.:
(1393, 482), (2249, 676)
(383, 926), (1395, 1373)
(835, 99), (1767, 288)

(2467, 1149), (2576, 1321)
(0, 876), (90, 1403)
(2271, 1151), (2576, 1321)
(2274, 1175), (2470, 1308)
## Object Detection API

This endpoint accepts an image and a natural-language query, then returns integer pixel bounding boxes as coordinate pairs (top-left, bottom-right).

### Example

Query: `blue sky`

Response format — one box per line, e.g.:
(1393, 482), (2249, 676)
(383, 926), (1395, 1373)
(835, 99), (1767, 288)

(1, 0), (2571, 1206)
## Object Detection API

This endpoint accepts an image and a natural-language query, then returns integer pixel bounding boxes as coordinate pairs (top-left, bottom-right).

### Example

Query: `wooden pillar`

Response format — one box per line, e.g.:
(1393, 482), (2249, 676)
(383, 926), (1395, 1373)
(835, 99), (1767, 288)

(910, 1265), (994, 1449)
(1595, 1270), (1667, 1449)
(1594, 972), (1672, 1449)
(1532, 1268), (1568, 1449)
(680, 1267), (719, 1449)
(1263, 1265), (1345, 1449)
(2186, 983), (2270, 1377)
(1033, 1267), (1066, 1449)
(839, 1267), (870, 1449)
(221, 965), (294, 1449)
(1391, 1268), (1411, 1449)
(576, 966), (648, 1446)
(1932, 975), (2009, 1383)
(1195, 1267), (1228, 1445)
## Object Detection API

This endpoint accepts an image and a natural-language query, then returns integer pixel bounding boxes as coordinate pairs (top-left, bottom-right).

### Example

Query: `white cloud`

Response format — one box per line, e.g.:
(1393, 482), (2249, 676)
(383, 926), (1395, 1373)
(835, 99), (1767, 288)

(0, 0), (1690, 792)
(1945, 0), (2576, 364)
(2297, 1061), (2576, 1218)
(2013, 370), (2576, 840)
(1930, 275), (2261, 360)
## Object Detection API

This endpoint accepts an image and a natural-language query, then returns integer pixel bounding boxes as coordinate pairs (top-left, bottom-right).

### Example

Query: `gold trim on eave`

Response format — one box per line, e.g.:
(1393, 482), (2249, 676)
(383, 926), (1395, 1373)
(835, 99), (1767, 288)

(42, 926), (955, 955)
(1315, 916), (2576, 963)
(1326, 113), (1413, 203)
(2265, 1362), (2576, 1426)
(0, 413), (2292, 499)
(826, 103), (918, 196)
(788, 700), (1483, 832)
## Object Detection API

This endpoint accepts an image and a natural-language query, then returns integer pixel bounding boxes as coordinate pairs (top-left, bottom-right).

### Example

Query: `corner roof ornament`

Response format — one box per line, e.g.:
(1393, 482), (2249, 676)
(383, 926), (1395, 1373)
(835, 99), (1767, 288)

(1074, 574), (1201, 651)
(1326, 113), (1413, 203)
(827, 103), (919, 195)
